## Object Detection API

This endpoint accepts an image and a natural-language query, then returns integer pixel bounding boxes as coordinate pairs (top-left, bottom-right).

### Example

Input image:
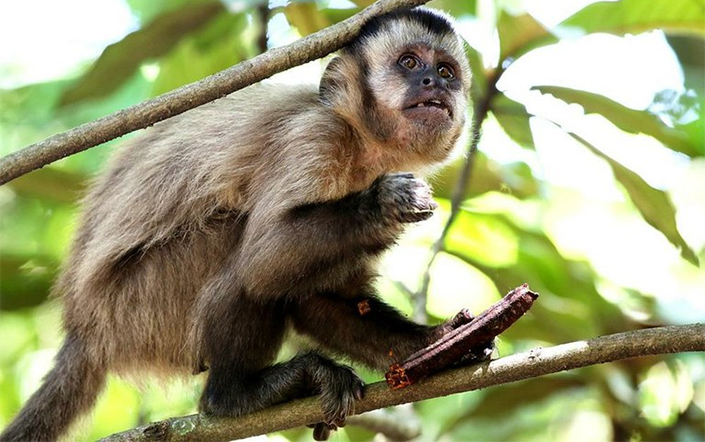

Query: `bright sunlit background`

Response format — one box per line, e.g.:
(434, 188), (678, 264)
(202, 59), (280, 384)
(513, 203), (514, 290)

(0, 0), (703, 441)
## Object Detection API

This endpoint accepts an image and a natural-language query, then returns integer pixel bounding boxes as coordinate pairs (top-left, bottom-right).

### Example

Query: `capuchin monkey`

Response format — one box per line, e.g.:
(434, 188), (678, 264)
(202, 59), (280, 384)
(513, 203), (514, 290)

(1, 7), (488, 441)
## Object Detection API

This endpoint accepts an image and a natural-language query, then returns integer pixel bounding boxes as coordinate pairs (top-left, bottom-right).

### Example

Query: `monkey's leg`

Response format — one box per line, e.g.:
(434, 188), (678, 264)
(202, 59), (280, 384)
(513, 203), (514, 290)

(290, 290), (491, 371)
(198, 293), (364, 430)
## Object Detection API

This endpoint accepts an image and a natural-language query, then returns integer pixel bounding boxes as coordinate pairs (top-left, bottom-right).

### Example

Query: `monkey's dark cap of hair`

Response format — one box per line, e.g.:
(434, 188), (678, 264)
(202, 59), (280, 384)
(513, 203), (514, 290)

(349, 7), (455, 50)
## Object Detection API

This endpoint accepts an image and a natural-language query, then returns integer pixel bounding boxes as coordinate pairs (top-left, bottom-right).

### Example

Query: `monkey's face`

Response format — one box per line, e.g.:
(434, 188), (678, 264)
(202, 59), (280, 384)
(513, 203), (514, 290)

(364, 40), (469, 161)
(395, 46), (463, 126)
(352, 10), (471, 164)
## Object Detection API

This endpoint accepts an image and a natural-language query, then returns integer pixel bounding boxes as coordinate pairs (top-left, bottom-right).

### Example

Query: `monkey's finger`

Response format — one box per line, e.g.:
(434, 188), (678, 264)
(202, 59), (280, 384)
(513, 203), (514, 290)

(449, 308), (475, 328)
(399, 209), (435, 223)
(388, 172), (415, 179)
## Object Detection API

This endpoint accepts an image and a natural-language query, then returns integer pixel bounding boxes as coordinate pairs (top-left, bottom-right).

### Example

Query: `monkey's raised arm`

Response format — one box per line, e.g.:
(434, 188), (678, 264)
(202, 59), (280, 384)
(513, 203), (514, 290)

(234, 171), (436, 299)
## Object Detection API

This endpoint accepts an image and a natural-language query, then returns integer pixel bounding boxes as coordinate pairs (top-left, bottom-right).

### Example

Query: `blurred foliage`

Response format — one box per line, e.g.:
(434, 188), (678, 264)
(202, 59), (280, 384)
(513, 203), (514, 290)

(1, 0), (704, 441)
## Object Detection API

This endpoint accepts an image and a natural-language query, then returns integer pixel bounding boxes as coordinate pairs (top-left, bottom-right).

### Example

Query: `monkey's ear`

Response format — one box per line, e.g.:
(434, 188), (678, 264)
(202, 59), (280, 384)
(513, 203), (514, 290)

(319, 57), (346, 103)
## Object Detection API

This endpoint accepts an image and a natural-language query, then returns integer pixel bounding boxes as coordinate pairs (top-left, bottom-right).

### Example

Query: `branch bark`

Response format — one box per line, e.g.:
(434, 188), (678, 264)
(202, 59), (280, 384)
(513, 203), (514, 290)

(100, 323), (704, 442)
(0, 0), (431, 186)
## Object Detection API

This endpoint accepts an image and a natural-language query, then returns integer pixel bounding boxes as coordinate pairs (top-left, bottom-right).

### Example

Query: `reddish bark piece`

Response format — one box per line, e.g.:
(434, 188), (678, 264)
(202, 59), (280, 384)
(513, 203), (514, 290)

(357, 299), (371, 316)
(385, 283), (539, 389)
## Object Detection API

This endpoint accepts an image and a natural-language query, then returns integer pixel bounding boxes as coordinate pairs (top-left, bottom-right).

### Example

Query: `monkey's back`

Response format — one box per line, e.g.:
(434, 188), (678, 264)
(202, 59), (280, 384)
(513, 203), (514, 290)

(58, 83), (327, 375)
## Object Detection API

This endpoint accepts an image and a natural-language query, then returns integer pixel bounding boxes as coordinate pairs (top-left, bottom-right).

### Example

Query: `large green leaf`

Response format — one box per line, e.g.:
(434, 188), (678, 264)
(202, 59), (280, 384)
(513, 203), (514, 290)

(534, 85), (702, 157)
(59, 1), (226, 106)
(569, 132), (699, 266)
(431, 152), (538, 200)
(563, 0), (705, 37)
(497, 12), (556, 63)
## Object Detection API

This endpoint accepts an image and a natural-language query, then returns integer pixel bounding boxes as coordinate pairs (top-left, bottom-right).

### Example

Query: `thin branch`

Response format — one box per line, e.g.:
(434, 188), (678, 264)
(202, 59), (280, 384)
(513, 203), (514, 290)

(0, 0), (431, 186)
(413, 69), (501, 321)
(100, 324), (705, 442)
(255, 1), (271, 55)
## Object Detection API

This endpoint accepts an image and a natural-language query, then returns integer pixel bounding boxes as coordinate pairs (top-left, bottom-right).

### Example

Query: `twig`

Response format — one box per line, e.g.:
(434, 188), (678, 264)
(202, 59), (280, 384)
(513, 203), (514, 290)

(255, 2), (271, 55)
(100, 324), (705, 442)
(0, 0), (431, 186)
(413, 69), (501, 321)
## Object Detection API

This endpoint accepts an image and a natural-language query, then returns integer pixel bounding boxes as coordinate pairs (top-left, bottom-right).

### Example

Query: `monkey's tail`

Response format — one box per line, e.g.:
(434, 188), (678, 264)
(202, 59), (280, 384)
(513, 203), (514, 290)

(0, 332), (106, 442)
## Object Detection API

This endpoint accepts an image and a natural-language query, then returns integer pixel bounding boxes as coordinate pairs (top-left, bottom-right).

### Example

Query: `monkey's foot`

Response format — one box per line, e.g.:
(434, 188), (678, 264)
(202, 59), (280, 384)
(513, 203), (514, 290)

(297, 353), (365, 441)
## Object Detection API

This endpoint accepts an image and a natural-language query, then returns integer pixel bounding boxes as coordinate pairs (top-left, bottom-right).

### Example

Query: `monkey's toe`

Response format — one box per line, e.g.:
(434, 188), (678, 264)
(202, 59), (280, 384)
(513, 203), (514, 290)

(307, 364), (364, 440)
(319, 365), (364, 425)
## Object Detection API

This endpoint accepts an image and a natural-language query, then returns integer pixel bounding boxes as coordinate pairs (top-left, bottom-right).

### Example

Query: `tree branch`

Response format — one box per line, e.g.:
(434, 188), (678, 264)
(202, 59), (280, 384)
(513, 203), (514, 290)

(100, 324), (704, 442)
(412, 68), (502, 321)
(0, 0), (431, 186)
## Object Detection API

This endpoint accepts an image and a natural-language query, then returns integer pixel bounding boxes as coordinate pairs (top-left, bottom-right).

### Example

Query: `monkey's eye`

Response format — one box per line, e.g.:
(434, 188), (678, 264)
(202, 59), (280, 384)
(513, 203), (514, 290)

(399, 54), (420, 70)
(437, 63), (455, 80)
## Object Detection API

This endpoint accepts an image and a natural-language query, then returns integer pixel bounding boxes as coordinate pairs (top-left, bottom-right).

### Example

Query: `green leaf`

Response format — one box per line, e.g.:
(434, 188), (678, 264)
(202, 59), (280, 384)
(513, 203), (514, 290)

(431, 152), (538, 200)
(534, 85), (702, 157)
(285, 2), (332, 37)
(8, 168), (86, 204)
(428, 0), (477, 17)
(569, 132), (699, 266)
(151, 13), (250, 96)
(59, 1), (226, 106)
(562, 0), (705, 37)
(0, 254), (57, 311)
(492, 93), (535, 149)
(126, 0), (219, 24)
(497, 12), (556, 63)
(466, 44), (489, 109)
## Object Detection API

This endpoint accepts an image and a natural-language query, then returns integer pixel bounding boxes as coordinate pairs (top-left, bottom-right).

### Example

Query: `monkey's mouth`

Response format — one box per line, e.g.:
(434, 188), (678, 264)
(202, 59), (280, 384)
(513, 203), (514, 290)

(404, 99), (452, 118)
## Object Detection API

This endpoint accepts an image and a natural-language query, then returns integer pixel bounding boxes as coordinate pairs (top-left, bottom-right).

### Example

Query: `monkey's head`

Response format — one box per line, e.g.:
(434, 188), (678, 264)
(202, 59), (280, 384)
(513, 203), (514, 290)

(321, 7), (471, 167)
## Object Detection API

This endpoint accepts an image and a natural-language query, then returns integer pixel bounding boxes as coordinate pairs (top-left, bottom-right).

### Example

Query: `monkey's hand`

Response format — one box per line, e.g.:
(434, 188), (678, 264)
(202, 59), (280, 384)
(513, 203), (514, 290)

(376, 173), (438, 224)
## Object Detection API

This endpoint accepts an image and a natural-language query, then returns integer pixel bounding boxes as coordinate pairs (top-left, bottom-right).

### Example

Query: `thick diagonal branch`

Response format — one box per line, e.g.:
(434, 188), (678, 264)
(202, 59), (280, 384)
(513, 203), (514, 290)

(0, 0), (431, 185)
(100, 324), (704, 442)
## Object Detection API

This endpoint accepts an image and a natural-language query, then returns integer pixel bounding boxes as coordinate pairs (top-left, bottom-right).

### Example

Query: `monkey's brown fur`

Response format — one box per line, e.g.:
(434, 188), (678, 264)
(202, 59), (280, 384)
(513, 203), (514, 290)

(1, 8), (475, 442)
